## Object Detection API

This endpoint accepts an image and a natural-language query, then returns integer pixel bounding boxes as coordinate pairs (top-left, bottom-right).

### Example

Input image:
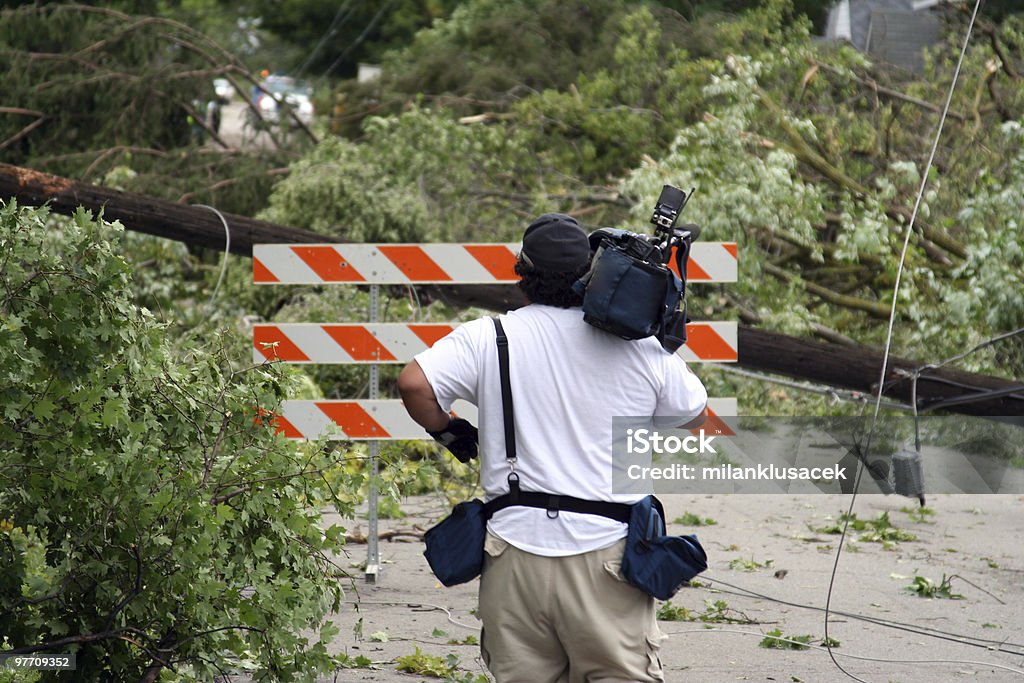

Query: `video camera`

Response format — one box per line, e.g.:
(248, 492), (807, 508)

(573, 185), (700, 353)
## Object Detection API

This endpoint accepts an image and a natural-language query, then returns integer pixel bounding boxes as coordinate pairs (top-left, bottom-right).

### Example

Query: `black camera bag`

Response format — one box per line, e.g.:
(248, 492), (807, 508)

(575, 231), (688, 352)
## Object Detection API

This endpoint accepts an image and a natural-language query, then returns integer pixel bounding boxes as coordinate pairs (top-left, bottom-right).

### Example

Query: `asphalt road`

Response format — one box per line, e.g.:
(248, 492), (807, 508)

(313, 492), (1024, 682)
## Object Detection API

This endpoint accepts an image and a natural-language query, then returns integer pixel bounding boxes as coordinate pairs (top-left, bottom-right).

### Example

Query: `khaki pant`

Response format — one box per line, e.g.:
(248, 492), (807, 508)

(478, 532), (665, 683)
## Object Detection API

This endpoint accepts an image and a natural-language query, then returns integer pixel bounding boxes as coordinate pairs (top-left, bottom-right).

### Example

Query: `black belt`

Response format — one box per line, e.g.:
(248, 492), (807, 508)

(482, 490), (631, 523)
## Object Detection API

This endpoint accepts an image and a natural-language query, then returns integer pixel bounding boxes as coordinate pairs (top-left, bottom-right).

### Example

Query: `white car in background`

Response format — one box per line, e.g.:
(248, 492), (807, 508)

(213, 78), (235, 101)
(255, 75), (314, 127)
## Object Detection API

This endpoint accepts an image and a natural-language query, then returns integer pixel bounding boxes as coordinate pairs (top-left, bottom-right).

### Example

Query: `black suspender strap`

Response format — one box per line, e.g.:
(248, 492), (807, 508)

(492, 317), (520, 502)
(488, 316), (630, 524)
(492, 317), (516, 464)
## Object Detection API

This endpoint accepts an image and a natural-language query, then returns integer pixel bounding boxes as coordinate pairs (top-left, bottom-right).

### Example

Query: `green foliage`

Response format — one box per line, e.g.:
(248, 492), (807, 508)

(239, 0), (463, 77)
(729, 556), (774, 571)
(0, 202), (354, 680)
(759, 628), (812, 650)
(0, 636), (41, 683)
(447, 634), (479, 645)
(656, 601), (693, 621)
(657, 598), (755, 624)
(381, 0), (630, 105)
(0, 3), (299, 219)
(336, 652), (376, 669)
(264, 1), (1024, 417)
(952, 120), (1024, 342)
(900, 506), (935, 524)
(815, 511), (917, 546)
(618, 10), (1024, 392)
(512, 7), (696, 181)
(393, 647), (458, 679)
(0, 5), (196, 169)
(259, 105), (536, 243)
(673, 512), (718, 526)
(7, 0), (1024, 434)
(905, 575), (964, 600)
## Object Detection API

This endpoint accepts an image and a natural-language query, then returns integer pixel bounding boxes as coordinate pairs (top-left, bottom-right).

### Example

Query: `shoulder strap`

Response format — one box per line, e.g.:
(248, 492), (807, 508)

(492, 317), (517, 468)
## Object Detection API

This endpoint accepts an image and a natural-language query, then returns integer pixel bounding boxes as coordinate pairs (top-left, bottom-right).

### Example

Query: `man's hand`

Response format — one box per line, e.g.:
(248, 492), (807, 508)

(427, 417), (479, 463)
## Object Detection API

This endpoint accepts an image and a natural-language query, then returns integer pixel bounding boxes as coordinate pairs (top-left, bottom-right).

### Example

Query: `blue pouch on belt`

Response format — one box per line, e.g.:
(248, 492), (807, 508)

(620, 495), (708, 600)
(422, 499), (487, 586)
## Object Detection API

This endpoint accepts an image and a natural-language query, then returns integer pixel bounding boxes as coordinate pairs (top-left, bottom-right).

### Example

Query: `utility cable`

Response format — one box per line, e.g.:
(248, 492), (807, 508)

(823, 2), (983, 681)
(342, 598), (478, 630)
(923, 324), (1024, 373)
(191, 204), (231, 308)
(715, 365), (914, 410)
(913, 324), (1024, 412)
(297, 0), (357, 77)
(703, 575), (1024, 655)
(661, 627), (1024, 678)
(921, 383), (1024, 412)
(323, 0), (397, 78)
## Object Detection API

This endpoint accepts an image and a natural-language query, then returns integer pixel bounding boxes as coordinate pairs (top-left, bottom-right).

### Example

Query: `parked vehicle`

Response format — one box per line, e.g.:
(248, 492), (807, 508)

(253, 75), (314, 127)
(213, 78), (235, 101)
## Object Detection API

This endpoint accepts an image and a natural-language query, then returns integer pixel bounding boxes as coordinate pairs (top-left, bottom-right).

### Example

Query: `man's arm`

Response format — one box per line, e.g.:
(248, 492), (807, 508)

(398, 360), (479, 463)
(397, 361), (449, 432)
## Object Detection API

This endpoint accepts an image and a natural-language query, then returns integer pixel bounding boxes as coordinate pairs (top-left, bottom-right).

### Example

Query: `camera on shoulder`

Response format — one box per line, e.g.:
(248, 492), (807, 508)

(573, 185), (701, 353)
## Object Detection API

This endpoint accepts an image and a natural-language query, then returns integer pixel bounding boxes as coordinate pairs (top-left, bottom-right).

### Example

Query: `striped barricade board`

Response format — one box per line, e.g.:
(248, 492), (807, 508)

(272, 398), (738, 441)
(252, 322), (738, 364)
(253, 242), (738, 285)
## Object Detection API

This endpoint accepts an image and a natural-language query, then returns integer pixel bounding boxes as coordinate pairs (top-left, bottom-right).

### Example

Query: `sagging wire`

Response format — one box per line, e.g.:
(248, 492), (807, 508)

(922, 383), (1024, 411)
(191, 204), (231, 308)
(715, 365), (913, 411)
(722, 325), (1024, 414)
(922, 324), (1024, 373)
(911, 324), (1024, 412)
(660, 628), (1024, 678)
(718, 334), (1024, 417)
(705, 575), (1024, 655)
(340, 592), (1024, 682)
(823, 2), (984, 681)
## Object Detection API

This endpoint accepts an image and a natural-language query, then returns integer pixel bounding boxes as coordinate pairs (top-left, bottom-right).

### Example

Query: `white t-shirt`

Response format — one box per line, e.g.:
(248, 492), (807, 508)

(414, 304), (708, 556)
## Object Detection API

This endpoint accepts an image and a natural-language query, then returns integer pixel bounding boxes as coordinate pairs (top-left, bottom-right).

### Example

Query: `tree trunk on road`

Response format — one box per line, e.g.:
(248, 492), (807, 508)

(2, 162), (1021, 416)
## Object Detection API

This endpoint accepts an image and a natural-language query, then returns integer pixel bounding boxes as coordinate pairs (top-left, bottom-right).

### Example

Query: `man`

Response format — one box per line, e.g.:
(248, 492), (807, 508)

(398, 213), (708, 683)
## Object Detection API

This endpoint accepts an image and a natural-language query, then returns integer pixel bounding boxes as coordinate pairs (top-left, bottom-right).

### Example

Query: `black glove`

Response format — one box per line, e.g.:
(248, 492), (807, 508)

(427, 417), (479, 463)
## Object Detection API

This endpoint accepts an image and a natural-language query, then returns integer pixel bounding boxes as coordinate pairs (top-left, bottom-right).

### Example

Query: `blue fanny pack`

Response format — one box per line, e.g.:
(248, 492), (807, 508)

(620, 495), (708, 600)
(422, 499), (488, 587)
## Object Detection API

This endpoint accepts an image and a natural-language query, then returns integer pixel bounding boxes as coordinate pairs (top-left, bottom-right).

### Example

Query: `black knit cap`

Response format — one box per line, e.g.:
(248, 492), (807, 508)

(520, 213), (591, 273)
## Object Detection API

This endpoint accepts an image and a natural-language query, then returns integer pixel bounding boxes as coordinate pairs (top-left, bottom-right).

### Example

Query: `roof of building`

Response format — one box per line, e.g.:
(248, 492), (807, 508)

(825, 0), (943, 73)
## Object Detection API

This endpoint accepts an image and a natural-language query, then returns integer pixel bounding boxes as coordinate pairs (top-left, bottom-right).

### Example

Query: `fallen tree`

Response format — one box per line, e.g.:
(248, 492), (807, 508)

(2, 162), (1021, 416)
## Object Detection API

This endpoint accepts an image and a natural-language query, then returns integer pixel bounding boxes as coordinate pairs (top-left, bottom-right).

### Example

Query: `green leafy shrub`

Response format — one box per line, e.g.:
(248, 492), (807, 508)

(0, 202), (355, 681)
